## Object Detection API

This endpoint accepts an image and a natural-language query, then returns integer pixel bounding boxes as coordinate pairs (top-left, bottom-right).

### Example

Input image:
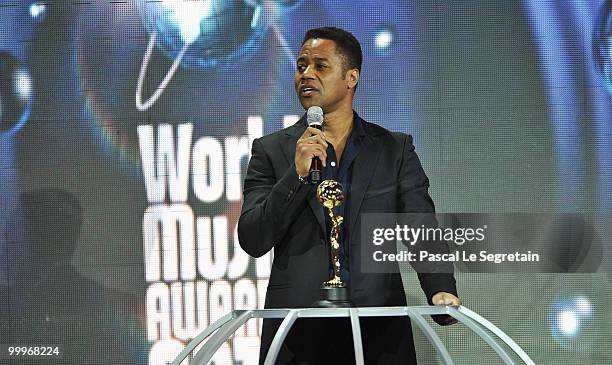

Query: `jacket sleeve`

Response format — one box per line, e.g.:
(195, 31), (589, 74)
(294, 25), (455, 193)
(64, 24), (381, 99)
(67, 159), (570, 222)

(396, 133), (458, 303)
(237, 137), (312, 258)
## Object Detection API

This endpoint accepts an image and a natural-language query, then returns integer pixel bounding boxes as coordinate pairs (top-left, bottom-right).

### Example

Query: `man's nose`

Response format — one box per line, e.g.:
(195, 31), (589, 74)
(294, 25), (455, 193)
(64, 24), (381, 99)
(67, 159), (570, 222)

(301, 64), (315, 79)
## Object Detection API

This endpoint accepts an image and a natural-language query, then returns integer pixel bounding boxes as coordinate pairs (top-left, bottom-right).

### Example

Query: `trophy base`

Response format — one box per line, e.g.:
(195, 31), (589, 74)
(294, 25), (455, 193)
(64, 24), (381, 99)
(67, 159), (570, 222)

(312, 286), (354, 308)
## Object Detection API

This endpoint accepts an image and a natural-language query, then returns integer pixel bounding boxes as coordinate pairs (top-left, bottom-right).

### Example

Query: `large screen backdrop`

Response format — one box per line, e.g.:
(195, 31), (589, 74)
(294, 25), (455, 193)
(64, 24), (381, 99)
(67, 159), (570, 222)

(1, 1), (611, 364)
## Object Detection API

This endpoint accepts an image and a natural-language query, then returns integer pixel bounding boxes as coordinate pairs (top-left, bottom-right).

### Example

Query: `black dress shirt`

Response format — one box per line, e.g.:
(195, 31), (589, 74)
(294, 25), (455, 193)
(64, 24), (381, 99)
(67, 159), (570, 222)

(319, 114), (366, 284)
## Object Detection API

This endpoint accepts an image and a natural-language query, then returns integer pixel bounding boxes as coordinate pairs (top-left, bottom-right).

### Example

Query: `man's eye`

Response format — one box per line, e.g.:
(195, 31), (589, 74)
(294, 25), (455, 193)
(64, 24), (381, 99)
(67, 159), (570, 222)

(297, 64), (306, 71)
(317, 63), (326, 69)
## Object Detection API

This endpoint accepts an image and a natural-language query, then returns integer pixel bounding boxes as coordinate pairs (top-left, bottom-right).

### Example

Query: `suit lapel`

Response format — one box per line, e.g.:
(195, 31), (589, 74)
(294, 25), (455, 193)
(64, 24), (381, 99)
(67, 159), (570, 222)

(280, 125), (302, 166)
(348, 126), (383, 238)
(280, 117), (326, 233)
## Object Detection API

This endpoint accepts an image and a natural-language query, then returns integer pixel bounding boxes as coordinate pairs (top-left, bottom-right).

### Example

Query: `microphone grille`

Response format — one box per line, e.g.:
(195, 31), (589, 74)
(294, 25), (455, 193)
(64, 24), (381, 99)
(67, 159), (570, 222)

(307, 106), (323, 127)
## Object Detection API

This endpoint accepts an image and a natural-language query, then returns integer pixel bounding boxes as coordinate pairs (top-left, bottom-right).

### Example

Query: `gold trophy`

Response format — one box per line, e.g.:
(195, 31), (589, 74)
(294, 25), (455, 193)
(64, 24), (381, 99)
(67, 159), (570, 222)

(313, 180), (354, 308)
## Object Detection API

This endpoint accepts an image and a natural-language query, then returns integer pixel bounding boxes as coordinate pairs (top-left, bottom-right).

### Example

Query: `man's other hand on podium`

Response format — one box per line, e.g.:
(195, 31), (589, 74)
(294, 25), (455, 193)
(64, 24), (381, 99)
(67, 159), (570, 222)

(431, 291), (462, 326)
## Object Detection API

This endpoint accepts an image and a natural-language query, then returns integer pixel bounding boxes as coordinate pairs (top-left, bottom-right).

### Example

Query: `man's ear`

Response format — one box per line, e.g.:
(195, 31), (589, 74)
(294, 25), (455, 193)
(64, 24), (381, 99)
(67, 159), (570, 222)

(347, 68), (360, 89)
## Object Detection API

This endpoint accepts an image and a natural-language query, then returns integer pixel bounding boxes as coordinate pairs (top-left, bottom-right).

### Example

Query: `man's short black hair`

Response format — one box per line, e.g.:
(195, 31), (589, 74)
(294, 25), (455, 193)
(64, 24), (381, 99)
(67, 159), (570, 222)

(302, 26), (362, 73)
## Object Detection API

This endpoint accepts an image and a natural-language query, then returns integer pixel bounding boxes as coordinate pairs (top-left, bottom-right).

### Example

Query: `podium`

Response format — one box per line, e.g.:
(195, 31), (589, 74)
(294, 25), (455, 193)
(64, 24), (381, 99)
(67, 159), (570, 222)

(171, 305), (534, 365)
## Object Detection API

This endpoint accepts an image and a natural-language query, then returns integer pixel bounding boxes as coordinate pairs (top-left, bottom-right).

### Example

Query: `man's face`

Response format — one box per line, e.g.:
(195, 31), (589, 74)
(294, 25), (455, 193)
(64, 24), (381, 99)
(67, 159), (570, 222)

(294, 38), (358, 112)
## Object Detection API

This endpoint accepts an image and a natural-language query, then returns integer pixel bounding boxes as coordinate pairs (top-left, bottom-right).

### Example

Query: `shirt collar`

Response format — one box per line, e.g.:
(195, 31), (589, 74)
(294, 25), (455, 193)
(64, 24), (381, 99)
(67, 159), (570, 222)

(301, 110), (366, 138)
(352, 111), (366, 138)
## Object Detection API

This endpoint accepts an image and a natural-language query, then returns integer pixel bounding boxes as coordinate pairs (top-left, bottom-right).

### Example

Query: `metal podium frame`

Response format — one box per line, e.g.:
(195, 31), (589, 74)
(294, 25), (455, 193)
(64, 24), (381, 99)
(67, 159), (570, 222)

(171, 305), (535, 365)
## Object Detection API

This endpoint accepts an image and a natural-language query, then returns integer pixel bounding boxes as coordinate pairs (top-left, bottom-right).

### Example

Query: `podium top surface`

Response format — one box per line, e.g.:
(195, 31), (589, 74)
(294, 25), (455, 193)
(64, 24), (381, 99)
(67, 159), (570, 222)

(228, 305), (456, 319)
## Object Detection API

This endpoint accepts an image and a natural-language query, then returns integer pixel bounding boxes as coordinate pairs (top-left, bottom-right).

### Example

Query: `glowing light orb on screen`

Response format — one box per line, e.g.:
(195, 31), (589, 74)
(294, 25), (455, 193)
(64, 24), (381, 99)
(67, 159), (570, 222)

(75, 0), (300, 173)
(557, 311), (578, 336)
(136, 0), (269, 70)
(593, 0), (612, 93)
(375, 28), (394, 49)
(29, 2), (47, 21)
(0, 52), (32, 133)
(134, 0), (300, 111)
(373, 25), (397, 55)
(549, 296), (593, 347)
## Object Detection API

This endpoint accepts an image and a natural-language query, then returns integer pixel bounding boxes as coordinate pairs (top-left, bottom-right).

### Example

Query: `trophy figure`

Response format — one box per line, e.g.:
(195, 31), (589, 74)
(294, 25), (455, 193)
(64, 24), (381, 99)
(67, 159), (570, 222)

(313, 180), (354, 308)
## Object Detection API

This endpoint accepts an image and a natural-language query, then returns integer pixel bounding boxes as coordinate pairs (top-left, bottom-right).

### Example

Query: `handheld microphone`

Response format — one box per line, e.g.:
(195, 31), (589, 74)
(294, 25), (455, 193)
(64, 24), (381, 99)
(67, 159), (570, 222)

(307, 106), (324, 184)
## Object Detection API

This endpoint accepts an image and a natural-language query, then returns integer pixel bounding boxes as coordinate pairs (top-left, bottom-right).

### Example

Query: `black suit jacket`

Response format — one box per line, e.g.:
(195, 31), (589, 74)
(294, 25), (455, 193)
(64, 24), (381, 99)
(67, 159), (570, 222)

(238, 112), (457, 364)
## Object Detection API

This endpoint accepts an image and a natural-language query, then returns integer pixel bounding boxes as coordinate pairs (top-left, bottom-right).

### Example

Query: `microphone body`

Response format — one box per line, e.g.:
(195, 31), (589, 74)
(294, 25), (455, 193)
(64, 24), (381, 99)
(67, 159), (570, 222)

(306, 106), (324, 184)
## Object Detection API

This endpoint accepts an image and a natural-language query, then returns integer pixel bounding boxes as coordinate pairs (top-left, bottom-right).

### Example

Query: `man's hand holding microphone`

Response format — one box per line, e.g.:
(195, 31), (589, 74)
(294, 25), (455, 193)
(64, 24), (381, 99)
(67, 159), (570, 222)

(296, 106), (327, 184)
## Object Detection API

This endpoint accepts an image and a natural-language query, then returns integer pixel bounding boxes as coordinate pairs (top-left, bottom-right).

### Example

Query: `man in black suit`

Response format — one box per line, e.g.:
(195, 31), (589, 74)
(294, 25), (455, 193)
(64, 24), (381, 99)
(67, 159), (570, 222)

(238, 27), (461, 364)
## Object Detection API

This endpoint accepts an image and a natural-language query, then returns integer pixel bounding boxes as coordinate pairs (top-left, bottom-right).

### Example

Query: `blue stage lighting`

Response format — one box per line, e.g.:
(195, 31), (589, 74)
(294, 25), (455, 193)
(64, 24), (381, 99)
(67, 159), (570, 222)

(593, 0), (612, 93)
(0, 52), (32, 133)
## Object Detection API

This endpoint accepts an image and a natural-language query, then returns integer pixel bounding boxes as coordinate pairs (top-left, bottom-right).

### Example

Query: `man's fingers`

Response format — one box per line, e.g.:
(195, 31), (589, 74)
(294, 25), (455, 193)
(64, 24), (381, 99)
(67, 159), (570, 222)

(306, 144), (326, 158)
(300, 127), (325, 140)
(297, 144), (327, 165)
(295, 127), (329, 176)
(439, 296), (452, 305)
(441, 317), (459, 326)
(431, 314), (458, 326)
(305, 126), (325, 137)
(433, 293), (462, 307)
(447, 295), (462, 306)
(298, 135), (328, 149)
(431, 293), (461, 326)
(307, 134), (328, 148)
(303, 128), (328, 146)
(312, 147), (327, 166)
